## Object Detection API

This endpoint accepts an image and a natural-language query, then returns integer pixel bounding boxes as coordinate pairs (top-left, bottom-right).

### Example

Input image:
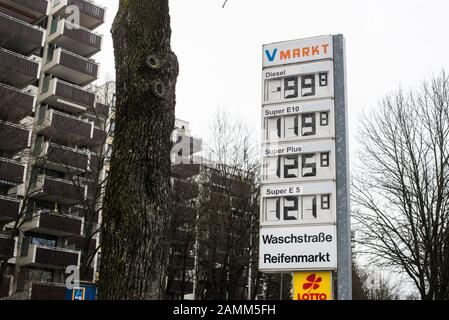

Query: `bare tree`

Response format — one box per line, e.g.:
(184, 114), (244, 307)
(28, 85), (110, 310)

(353, 71), (449, 300)
(195, 110), (261, 300)
(99, 0), (179, 299)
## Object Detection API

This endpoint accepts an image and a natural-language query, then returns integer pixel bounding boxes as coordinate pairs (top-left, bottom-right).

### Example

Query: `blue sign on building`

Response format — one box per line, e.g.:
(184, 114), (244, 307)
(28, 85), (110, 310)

(65, 284), (97, 300)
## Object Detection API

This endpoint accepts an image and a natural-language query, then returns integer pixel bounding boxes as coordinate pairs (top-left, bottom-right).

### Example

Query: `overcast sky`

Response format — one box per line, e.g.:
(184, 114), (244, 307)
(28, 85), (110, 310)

(93, 0), (449, 158)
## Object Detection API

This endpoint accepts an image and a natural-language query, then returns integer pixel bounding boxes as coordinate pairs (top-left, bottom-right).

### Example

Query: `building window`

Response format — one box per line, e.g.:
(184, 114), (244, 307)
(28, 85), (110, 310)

(321, 194), (330, 210)
(30, 235), (57, 248)
(321, 152), (330, 167)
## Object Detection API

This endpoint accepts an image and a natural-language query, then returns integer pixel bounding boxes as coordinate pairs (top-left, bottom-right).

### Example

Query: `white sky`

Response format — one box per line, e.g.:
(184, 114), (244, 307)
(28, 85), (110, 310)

(94, 0), (449, 159)
(91, 0), (449, 296)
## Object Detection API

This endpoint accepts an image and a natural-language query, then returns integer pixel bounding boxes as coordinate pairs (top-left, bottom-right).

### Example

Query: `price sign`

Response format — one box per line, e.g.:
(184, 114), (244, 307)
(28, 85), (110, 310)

(262, 140), (335, 183)
(260, 181), (335, 226)
(263, 152), (335, 182)
(263, 61), (334, 104)
(260, 35), (350, 294)
(262, 100), (335, 143)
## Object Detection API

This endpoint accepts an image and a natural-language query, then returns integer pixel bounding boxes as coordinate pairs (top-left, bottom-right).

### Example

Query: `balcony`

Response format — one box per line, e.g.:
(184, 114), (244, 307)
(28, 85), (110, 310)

(0, 84), (35, 123)
(173, 179), (199, 201)
(0, 47), (40, 88)
(47, 18), (102, 58)
(17, 244), (80, 269)
(39, 78), (95, 113)
(35, 109), (94, 145)
(0, 0), (48, 24)
(74, 205), (98, 224)
(0, 233), (15, 258)
(0, 195), (20, 222)
(86, 101), (109, 120)
(29, 282), (67, 300)
(30, 174), (86, 204)
(44, 48), (99, 86)
(37, 140), (89, 172)
(171, 164), (200, 179)
(21, 211), (83, 237)
(0, 157), (26, 185)
(168, 280), (193, 295)
(0, 121), (31, 153)
(67, 236), (97, 252)
(83, 127), (105, 147)
(0, 12), (44, 55)
(52, 0), (105, 30)
(0, 277), (12, 298)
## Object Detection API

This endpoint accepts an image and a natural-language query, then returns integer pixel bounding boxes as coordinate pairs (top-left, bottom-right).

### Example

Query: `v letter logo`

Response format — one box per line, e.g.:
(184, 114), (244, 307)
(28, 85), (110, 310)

(265, 49), (278, 62)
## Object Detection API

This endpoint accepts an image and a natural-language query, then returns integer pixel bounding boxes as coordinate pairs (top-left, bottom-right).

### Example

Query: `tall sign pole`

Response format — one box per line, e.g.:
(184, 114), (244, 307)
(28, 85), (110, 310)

(333, 34), (352, 300)
(259, 34), (351, 300)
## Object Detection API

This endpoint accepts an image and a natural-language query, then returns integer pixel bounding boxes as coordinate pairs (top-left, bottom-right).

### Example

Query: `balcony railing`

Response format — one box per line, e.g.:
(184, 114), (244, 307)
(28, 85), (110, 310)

(47, 18), (102, 57)
(0, 11), (44, 54)
(44, 48), (99, 86)
(35, 109), (94, 144)
(29, 282), (67, 300)
(0, 195), (20, 222)
(0, 47), (40, 88)
(0, 157), (25, 185)
(0, 0), (48, 24)
(56, 79), (95, 107)
(53, 0), (105, 30)
(17, 244), (80, 269)
(0, 233), (15, 258)
(39, 141), (89, 172)
(3, 0), (48, 15)
(0, 120), (31, 153)
(0, 83), (35, 123)
(30, 174), (86, 204)
(39, 77), (95, 113)
(21, 210), (84, 237)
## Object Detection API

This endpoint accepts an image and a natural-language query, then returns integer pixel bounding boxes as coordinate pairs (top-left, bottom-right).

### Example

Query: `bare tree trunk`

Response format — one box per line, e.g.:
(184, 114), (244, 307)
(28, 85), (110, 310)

(98, 0), (178, 300)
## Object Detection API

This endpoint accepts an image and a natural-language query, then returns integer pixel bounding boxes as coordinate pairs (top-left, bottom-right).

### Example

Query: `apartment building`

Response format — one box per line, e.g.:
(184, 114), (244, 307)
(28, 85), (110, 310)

(0, 0), (107, 300)
(168, 122), (259, 300)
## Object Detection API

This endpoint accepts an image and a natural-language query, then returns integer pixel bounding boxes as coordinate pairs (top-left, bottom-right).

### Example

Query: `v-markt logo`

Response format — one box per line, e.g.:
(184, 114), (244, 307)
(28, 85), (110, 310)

(264, 43), (331, 63)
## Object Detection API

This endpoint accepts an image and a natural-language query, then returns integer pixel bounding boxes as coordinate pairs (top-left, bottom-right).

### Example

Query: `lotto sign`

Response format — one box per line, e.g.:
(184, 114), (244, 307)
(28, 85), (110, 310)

(293, 271), (333, 301)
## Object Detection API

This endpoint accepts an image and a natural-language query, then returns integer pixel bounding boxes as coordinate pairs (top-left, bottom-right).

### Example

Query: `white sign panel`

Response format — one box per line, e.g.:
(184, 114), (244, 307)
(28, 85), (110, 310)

(263, 100), (335, 143)
(263, 140), (333, 158)
(259, 225), (337, 272)
(261, 181), (334, 198)
(260, 35), (347, 276)
(261, 193), (336, 226)
(260, 182), (336, 226)
(263, 100), (333, 119)
(263, 35), (333, 67)
(263, 61), (334, 104)
(262, 142), (335, 183)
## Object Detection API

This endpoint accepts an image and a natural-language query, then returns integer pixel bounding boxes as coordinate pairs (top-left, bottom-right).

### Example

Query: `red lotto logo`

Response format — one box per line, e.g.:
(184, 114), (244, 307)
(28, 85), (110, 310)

(303, 274), (322, 293)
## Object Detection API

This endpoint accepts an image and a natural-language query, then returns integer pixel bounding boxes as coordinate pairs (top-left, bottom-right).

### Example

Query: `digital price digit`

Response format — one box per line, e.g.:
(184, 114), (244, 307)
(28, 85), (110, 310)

(265, 71), (330, 103)
(265, 111), (330, 141)
(264, 194), (332, 222)
(264, 152), (331, 181)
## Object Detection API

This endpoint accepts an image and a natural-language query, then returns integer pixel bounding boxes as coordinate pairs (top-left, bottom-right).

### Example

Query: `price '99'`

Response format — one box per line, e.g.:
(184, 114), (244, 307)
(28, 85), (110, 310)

(265, 72), (331, 103)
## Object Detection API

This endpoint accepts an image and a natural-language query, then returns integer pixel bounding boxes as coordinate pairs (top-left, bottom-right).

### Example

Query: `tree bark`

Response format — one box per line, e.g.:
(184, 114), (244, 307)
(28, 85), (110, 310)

(98, 0), (178, 300)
